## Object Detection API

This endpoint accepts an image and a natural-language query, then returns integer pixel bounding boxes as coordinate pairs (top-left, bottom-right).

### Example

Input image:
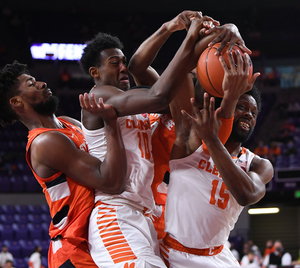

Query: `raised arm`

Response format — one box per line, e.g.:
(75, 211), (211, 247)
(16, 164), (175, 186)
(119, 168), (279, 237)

(170, 23), (258, 158)
(80, 16), (216, 122)
(128, 10), (204, 86)
(202, 137), (273, 206)
(30, 98), (127, 194)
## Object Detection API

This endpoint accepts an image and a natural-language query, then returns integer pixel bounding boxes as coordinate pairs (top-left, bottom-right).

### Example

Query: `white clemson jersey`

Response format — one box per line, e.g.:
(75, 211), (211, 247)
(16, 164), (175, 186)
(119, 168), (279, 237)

(165, 146), (255, 249)
(82, 113), (155, 211)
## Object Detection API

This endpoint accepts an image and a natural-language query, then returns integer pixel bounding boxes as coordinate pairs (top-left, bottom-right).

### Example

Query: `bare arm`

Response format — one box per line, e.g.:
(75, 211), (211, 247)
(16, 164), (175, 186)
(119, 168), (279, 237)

(182, 96), (273, 206)
(30, 99), (127, 194)
(203, 138), (273, 206)
(80, 16), (216, 123)
(128, 10), (204, 86)
(170, 23), (257, 158)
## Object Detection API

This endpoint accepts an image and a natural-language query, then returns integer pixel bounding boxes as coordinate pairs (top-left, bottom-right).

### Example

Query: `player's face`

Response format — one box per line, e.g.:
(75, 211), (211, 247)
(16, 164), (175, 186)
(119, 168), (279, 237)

(98, 48), (130, 91)
(16, 74), (58, 115)
(231, 94), (258, 143)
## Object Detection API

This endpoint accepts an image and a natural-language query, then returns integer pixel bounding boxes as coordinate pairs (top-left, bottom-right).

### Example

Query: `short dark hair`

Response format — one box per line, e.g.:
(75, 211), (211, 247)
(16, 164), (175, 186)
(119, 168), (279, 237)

(79, 32), (123, 76)
(244, 85), (262, 112)
(0, 61), (29, 126)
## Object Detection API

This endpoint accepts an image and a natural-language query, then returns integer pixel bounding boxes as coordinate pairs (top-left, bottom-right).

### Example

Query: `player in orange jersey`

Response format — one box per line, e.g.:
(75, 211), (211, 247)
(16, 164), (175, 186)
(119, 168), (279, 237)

(0, 61), (127, 268)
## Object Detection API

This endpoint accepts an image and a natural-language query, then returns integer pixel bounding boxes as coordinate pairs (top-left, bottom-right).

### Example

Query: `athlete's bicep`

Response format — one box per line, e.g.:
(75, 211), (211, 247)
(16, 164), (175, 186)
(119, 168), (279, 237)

(131, 66), (160, 87)
(249, 156), (274, 186)
(91, 85), (165, 117)
(31, 132), (103, 189)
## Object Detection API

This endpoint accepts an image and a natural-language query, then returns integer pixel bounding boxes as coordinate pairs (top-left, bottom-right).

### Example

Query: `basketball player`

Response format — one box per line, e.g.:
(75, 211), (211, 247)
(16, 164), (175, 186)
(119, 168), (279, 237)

(79, 10), (257, 267)
(0, 61), (127, 268)
(128, 10), (255, 243)
(78, 14), (233, 267)
(128, 10), (273, 267)
(160, 59), (273, 267)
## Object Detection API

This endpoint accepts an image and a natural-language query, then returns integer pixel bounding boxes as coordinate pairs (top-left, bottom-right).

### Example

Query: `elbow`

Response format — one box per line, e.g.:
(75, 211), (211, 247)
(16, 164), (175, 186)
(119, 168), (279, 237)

(127, 58), (138, 76)
(103, 180), (126, 195)
(151, 92), (170, 111)
(236, 190), (266, 207)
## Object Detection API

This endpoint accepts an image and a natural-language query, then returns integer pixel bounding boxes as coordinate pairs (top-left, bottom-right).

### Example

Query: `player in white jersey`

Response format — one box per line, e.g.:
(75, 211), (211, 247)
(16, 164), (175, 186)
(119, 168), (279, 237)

(127, 11), (254, 248)
(79, 15), (226, 268)
(161, 84), (274, 267)
(80, 12), (258, 267)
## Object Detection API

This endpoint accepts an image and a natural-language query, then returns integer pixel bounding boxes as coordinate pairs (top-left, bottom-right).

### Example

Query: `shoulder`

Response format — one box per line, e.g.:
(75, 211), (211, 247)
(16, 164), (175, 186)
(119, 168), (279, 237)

(58, 116), (81, 129)
(249, 154), (274, 183)
(30, 130), (75, 157)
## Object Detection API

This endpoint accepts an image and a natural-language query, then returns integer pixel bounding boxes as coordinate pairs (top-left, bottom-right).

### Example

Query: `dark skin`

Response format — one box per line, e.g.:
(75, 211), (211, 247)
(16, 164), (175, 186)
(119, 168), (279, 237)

(183, 94), (273, 206)
(127, 10), (272, 206)
(127, 10), (259, 157)
(79, 16), (221, 130)
(9, 74), (127, 194)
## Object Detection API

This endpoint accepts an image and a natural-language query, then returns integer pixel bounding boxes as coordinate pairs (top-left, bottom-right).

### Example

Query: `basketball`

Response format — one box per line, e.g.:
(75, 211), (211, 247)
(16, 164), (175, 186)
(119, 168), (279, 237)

(196, 43), (253, 98)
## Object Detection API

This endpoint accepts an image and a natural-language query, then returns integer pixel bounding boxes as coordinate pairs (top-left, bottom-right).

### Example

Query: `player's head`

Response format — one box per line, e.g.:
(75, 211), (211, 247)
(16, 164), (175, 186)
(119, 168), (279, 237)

(80, 32), (130, 91)
(0, 61), (29, 126)
(230, 85), (261, 143)
(0, 61), (59, 126)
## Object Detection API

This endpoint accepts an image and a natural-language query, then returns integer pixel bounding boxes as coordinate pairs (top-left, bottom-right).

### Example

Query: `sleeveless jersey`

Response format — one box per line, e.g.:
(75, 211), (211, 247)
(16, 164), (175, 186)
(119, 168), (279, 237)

(165, 146), (255, 249)
(149, 113), (175, 205)
(26, 118), (94, 245)
(83, 114), (155, 211)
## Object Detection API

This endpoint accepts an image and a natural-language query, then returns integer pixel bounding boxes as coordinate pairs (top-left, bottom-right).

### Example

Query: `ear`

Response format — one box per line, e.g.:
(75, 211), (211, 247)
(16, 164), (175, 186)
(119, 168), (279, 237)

(10, 96), (23, 108)
(89, 67), (100, 80)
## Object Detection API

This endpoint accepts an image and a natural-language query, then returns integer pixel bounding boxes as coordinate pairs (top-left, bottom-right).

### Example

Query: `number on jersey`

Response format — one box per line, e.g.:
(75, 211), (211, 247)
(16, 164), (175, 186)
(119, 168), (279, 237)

(137, 131), (151, 160)
(209, 179), (229, 209)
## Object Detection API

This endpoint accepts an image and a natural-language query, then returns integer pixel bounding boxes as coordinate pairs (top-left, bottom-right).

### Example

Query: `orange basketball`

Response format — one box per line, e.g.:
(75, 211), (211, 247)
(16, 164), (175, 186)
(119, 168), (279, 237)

(197, 42), (253, 97)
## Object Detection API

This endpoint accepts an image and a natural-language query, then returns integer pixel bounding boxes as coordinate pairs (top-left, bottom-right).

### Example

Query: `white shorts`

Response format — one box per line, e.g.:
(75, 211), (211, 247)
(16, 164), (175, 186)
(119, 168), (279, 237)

(160, 243), (240, 268)
(88, 201), (167, 268)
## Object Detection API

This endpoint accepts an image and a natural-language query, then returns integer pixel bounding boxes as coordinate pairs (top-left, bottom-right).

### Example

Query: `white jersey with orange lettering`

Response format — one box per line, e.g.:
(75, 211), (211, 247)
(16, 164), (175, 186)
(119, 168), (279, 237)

(83, 114), (166, 268)
(165, 146), (254, 249)
(82, 113), (156, 211)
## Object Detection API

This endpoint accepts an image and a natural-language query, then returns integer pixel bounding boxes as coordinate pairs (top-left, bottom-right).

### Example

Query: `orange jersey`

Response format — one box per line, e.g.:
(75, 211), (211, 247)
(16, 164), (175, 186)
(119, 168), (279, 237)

(149, 113), (175, 205)
(26, 118), (94, 246)
(149, 114), (175, 241)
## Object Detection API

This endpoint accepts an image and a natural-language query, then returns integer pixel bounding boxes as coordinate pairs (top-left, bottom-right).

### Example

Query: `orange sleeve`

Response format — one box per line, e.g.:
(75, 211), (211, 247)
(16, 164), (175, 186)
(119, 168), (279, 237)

(203, 116), (234, 155)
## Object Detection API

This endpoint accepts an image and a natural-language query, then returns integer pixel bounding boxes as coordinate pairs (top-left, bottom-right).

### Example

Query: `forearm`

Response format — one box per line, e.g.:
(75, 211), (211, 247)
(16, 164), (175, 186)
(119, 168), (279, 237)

(204, 139), (263, 205)
(219, 96), (239, 119)
(100, 120), (127, 194)
(150, 27), (200, 105)
(128, 23), (172, 75)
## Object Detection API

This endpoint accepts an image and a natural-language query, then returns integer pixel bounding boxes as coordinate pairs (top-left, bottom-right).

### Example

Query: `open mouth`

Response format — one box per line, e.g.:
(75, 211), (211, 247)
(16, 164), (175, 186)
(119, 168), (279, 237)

(239, 121), (250, 131)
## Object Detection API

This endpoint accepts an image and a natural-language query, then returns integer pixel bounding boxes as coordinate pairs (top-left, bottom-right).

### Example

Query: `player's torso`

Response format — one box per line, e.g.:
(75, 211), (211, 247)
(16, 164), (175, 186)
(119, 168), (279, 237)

(26, 120), (94, 242)
(95, 114), (155, 210)
(165, 146), (254, 249)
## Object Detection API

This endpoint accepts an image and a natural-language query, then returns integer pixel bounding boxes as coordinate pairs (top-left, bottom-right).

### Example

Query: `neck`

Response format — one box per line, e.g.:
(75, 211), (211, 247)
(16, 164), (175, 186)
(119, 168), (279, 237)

(225, 138), (243, 157)
(22, 114), (64, 131)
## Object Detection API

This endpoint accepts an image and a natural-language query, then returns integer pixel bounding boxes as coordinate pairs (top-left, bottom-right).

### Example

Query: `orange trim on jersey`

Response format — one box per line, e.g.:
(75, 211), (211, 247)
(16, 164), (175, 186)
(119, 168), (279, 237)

(160, 243), (170, 267)
(163, 234), (223, 256)
(95, 201), (137, 264)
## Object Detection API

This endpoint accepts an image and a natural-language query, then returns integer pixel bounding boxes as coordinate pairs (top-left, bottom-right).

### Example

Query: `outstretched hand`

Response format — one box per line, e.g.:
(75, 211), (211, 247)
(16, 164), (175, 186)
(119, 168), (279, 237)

(205, 23), (251, 55)
(181, 93), (222, 142)
(220, 50), (260, 99)
(79, 93), (117, 123)
(165, 10), (203, 32)
(166, 10), (220, 33)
